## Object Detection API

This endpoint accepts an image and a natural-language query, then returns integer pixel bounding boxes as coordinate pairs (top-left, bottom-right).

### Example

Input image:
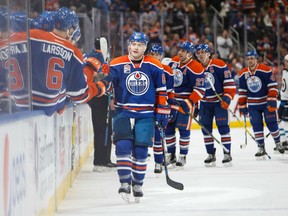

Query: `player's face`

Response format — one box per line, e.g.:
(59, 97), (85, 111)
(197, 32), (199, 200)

(246, 56), (257, 68)
(196, 50), (209, 64)
(147, 52), (162, 61)
(128, 41), (146, 60)
(178, 49), (191, 63)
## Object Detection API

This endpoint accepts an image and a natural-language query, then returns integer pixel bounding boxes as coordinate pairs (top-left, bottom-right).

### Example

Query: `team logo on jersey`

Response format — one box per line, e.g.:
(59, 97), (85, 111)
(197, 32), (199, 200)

(124, 64), (131, 73)
(173, 69), (183, 87)
(246, 76), (262, 93)
(126, 71), (149, 95)
(204, 72), (214, 89)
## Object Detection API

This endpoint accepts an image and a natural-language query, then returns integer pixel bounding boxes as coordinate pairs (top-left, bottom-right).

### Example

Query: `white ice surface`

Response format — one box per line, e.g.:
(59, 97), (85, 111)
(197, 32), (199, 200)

(56, 128), (288, 216)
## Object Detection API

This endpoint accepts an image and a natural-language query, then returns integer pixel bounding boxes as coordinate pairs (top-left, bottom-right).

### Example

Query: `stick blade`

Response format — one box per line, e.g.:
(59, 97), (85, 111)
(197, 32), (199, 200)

(166, 176), (184, 190)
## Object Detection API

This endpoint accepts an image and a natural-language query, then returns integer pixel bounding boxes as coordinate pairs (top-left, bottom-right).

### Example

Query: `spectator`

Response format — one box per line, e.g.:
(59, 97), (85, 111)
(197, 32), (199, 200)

(217, 29), (233, 63)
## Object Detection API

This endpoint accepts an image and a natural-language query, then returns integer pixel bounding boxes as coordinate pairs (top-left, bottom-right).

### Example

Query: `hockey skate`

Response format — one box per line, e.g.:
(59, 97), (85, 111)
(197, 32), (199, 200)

(154, 163), (162, 174)
(132, 185), (143, 203)
(283, 141), (288, 151)
(222, 153), (232, 167)
(255, 146), (268, 159)
(204, 153), (216, 167)
(165, 153), (177, 168)
(275, 142), (285, 154)
(118, 183), (131, 202)
(175, 154), (186, 167)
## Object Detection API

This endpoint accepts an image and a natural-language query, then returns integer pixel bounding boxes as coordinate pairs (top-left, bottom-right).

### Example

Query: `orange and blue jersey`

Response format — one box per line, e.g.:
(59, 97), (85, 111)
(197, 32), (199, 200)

(109, 55), (168, 118)
(30, 29), (89, 116)
(1, 32), (31, 109)
(169, 56), (205, 104)
(238, 63), (278, 109)
(162, 64), (175, 100)
(201, 59), (236, 103)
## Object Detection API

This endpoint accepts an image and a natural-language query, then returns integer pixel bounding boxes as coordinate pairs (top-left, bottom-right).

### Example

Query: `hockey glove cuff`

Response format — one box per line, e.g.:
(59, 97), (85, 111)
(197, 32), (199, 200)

(267, 97), (277, 112)
(239, 105), (248, 116)
(221, 94), (232, 110)
(155, 105), (170, 129)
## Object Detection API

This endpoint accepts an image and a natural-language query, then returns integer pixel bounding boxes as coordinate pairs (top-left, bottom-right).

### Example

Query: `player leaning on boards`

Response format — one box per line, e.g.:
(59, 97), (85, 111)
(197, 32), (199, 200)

(29, 7), (111, 116)
(238, 50), (285, 157)
(109, 32), (170, 202)
(195, 43), (236, 167)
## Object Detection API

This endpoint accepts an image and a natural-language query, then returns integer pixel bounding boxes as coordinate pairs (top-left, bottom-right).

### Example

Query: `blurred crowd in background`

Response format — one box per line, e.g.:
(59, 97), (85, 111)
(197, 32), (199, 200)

(28, 0), (288, 87)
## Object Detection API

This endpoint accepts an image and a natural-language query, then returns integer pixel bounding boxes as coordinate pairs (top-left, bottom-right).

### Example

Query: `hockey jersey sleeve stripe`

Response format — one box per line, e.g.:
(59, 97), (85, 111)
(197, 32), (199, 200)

(188, 88), (205, 104)
(156, 91), (168, 106)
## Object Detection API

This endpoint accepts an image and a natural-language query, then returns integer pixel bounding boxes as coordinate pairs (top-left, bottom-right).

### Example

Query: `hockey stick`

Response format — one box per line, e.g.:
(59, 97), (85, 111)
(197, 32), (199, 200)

(159, 127), (184, 191)
(242, 115), (248, 148)
(104, 93), (112, 146)
(189, 113), (229, 153)
(265, 118), (283, 138)
(206, 76), (259, 148)
(71, 103), (77, 171)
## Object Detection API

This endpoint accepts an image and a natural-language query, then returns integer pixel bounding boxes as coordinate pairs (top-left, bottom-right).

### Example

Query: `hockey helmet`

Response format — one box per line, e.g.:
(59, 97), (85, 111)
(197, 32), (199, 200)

(283, 54), (288, 62)
(146, 44), (163, 55)
(246, 50), (259, 59)
(195, 43), (210, 53)
(178, 41), (195, 53)
(54, 7), (79, 31)
(38, 10), (56, 31)
(129, 32), (149, 45)
(10, 11), (28, 32)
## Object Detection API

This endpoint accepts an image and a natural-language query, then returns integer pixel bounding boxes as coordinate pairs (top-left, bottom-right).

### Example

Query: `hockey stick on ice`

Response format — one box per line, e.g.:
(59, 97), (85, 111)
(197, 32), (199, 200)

(242, 115), (248, 148)
(189, 113), (229, 153)
(159, 127), (184, 191)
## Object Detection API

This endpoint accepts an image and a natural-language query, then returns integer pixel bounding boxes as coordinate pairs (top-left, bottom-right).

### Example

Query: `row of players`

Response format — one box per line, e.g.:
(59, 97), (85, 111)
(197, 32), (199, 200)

(110, 34), (288, 202)
(1, 7), (287, 202)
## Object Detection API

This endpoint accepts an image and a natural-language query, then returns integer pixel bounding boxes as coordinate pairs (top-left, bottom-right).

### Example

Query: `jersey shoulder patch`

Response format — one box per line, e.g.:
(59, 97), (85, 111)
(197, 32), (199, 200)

(110, 55), (129, 66)
(238, 68), (248, 77)
(211, 59), (226, 67)
(257, 63), (272, 73)
(144, 56), (163, 68)
(187, 60), (204, 74)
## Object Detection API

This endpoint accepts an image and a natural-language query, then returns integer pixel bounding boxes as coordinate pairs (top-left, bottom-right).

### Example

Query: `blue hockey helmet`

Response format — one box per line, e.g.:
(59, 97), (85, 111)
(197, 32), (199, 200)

(146, 44), (163, 55)
(178, 41), (195, 53)
(10, 11), (28, 32)
(195, 43), (210, 53)
(246, 50), (259, 59)
(129, 32), (149, 45)
(54, 7), (79, 31)
(38, 10), (56, 31)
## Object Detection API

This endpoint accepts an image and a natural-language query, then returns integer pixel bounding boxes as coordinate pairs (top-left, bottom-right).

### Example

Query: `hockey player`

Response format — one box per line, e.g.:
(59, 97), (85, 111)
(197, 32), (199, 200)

(146, 43), (176, 173)
(29, 7), (111, 116)
(238, 50), (285, 157)
(166, 41), (206, 167)
(195, 43), (236, 167)
(88, 37), (117, 172)
(109, 32), (170, 202)
(277, 54), (288, 151)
